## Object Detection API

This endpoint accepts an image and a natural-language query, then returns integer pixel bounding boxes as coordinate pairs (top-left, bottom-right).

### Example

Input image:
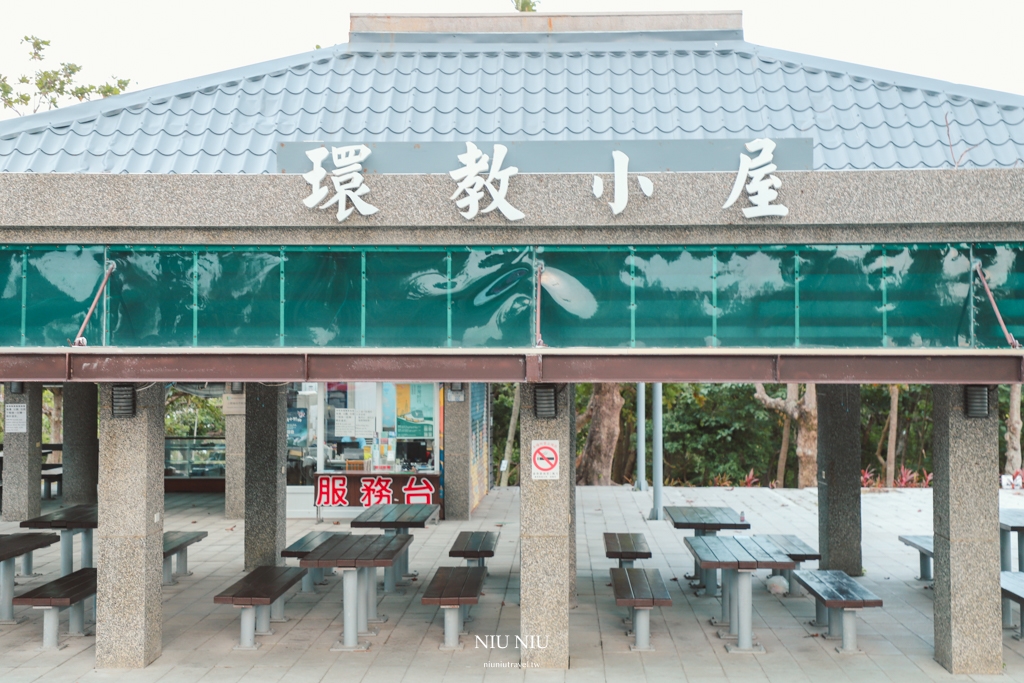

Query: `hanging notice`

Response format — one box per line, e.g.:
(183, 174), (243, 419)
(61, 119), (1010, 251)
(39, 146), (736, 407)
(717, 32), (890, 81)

(4, 403), (26, 433)
(397, 384), (434, 437)
(334, 408), (376, 439)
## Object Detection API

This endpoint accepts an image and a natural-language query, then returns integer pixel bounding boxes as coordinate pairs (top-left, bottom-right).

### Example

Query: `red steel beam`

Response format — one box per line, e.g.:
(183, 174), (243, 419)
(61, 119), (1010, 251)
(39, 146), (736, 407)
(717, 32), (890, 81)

(0, 351), (1019, 384)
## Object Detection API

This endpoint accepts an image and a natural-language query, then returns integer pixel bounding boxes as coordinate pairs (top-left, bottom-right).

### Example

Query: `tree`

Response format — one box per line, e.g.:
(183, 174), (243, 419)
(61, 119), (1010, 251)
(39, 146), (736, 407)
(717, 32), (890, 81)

(1, 36), (129, 116)
(576, 383), (625, 485)
(884, 385), (899, 486)
(512, 0), (539, 10)
(1007, 384), (1022, 474)
(754, 383), (818, 488)
(773, 384), (796, 486)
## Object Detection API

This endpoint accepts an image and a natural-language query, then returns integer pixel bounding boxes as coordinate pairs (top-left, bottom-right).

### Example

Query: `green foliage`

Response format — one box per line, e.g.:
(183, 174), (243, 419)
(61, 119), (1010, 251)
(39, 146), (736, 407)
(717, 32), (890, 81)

(512, 0), (539, 11)
(1, 36), (130, 115)
(858, 385), (934, 476)
(165, 389), (225, 438)
(490, 383), (521, 484)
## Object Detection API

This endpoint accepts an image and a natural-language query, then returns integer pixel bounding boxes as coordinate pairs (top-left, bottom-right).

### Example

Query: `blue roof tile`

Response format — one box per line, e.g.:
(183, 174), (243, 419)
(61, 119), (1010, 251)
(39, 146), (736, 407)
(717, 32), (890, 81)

(2, 31), (1023, 173)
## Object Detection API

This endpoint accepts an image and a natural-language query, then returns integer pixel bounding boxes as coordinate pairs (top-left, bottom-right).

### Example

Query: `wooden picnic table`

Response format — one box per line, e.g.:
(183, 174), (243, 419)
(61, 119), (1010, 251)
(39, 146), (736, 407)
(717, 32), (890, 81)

(0, 533), (59, 624)
(301, 533), (413, 652)
(685, 535), (794, 654)
(998, 509), (1024, 627)
(351, 503), (438, 588)
(20, 504), (97, 577)
(665, 506), (750, 596)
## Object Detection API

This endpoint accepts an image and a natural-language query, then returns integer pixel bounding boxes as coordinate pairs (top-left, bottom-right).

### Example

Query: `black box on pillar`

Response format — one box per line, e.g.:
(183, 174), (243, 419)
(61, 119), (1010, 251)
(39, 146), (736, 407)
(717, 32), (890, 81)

(533, 385), (557, 419)
(111, 384), (137, 418)
(964, 386), (991, 418)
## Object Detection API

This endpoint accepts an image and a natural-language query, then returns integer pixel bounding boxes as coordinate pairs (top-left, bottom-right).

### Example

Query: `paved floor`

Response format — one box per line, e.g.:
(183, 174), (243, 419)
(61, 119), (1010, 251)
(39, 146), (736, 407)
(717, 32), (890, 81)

(1, 486), (1024, 682)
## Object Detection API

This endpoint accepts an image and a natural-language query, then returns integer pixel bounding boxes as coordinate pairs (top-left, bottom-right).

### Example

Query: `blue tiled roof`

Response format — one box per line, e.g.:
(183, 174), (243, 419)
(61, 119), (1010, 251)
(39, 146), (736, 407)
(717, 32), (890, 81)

(1, 29), (1023, 173)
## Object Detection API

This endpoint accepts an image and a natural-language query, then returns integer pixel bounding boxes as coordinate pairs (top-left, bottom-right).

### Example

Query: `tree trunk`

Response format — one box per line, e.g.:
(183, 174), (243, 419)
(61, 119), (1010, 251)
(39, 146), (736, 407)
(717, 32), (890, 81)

(499, 384), (521, 486)
(774, 384), (797, 487)
(48, 387), (63, 464)
(795, 384), (818, 488)
(874, 412), (889, 470)
(576, 383), (625, 485)
(885, 384), (899, 487)
(1007, 383), (1023, 474)
(610, 413), (633, 484)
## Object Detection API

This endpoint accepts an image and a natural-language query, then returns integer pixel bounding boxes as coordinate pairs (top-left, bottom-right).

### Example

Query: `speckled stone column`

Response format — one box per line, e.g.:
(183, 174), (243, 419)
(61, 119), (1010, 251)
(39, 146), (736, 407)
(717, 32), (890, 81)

(95, 383), (165, 668)
(244, 383), (286, 571)
(2, 383), (42, 522)
(932, 385), (1001, 674)
(816, 384), (862, 576)
(62, 383), (98, 505)
(519, 383), (576, 669)
(224, 398), (246, 519)
(443, 384), (471, 521)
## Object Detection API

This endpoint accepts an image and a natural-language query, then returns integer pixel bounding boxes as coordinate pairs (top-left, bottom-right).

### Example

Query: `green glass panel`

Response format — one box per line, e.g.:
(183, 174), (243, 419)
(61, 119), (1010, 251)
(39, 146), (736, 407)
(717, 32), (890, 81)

(974, 245), (1024, 348)
(887, 245), (972, 348)
(0, 250), (22, 346)
(539, 250), (631, 348)
(365, 251), (447, 347)
(283, 252), (361, 347)
(634, 249), (712, 347)
(108, 250), (193, 346)
(24, 246), (105, 347)
(715, 248), (795, 347)
(197, 252), (281, 346)
(798, 246), (883, 347)
(450, 248), (532, 348)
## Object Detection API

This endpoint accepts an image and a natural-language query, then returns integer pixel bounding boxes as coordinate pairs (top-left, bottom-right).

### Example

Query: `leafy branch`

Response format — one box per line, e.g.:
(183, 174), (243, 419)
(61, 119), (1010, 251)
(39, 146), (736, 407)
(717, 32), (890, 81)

(0, 36), (130, 115)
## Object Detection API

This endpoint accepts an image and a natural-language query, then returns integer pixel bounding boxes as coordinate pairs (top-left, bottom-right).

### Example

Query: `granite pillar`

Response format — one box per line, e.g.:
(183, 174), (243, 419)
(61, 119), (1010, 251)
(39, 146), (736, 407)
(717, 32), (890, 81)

(932, 385), (1001, 674)
(244, 383), (287, 571)
(62, 383), (99, 505)
(519, 383), (575, 669)
(443, 383), (471, 521)
(224, 388), (246, 519)
(2, 383), (42, 522)
(95, 383), (165, 668)
(816, 384), (863, 576)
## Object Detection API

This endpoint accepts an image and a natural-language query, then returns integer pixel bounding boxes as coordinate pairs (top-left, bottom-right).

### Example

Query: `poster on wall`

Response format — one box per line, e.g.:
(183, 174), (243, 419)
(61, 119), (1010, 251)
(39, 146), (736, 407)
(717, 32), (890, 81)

(287, 408), (308, 448)
(382, 383), (397, 431)
(396, 383), (434, 437)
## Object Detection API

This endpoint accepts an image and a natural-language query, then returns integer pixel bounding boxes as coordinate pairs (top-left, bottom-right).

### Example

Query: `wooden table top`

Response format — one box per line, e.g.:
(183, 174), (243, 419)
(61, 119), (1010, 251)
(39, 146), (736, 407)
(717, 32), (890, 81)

(0, 532), (60, 563)
(350, 503), (439, 530)
(20, 504), (97, 530)
(603, 533), (653, 560)
(664, 506), (750, 531)
(300, 533), (413, 568)
(1001, 509), (1024, 531)
(685, 535), (795, 570)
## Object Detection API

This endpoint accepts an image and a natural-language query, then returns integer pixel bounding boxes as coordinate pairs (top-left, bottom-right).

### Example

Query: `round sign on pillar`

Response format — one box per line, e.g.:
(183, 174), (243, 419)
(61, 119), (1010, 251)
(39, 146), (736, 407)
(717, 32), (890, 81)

(531, 440), (560, 480)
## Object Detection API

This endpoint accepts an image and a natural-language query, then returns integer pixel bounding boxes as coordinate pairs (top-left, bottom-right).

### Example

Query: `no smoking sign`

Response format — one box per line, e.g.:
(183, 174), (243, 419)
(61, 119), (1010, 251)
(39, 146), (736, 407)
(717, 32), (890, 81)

(530, 440), (560, 480)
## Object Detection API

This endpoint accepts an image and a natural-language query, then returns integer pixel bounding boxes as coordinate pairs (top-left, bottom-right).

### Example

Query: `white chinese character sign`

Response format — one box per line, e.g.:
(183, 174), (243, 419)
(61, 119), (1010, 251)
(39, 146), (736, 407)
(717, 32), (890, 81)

(303, 145), (379, 222)
(592, 150), (653, 215)
(722, 138), (789, 218)
(449, 142), (524, 221)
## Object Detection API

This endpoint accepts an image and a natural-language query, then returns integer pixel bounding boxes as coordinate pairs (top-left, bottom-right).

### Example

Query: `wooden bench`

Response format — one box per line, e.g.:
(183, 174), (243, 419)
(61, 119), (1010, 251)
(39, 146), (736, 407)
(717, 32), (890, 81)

(604, 533), (652, 569)
(898, 535), (934, 581)
(214, 566), (307, 650)
(753, 534), (820, 596)
(282, 531), (348, 592)
(792, 569), (882, 654)
(422, 566), (486, 651)
(162, 531), (208, 586)
(610, 567), (672, 651)
(449, 531), (499, 568)
(1002, 571), (1024, 639)
(12, 567), (96, 649)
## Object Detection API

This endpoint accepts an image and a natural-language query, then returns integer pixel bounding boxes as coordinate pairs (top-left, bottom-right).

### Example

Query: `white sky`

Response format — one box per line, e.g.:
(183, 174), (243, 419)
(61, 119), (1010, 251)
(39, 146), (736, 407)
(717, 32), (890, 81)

(0, 0), (1021, 122)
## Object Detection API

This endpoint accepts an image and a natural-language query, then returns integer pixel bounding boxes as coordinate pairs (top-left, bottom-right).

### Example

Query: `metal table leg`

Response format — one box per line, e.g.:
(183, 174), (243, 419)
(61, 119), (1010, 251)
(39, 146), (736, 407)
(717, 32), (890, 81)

(255, 604), (273, 636)
(162, 557), (176, 586)
(367, 566), (387, 624)
(631, 607), (654, 651)
(712, 568), (731, 628)
(619, 559), (634, 569)
(836, 608), (862, 654)
(813, 599), (829, 628)
(719, 569), (738, 640)
(357, 566), (378, 637)
(18, 550), (39, 577)
(440, 606), (463, 650)
(235, 606), (259, 650)
(919, 552), (933, 581)
(787, 563), (805, 596)
(175, 547), (191, 577)
(399, 527), (418, 580)
(39, 607), (65, 650)
(725, 570), (764, 653)
(330, 568), (369, 651)
(301, 571), (315, 593)
(702, 530), (720, 597)
(60, 530), (75, 577)
(1004, 528), (1015, 629)
(81, 529), (95, 621)
(270, 596), (288, 624)
(0, 557), (25, 624)
(67, 601), (86, 636)
(826, 607), (843, 639)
